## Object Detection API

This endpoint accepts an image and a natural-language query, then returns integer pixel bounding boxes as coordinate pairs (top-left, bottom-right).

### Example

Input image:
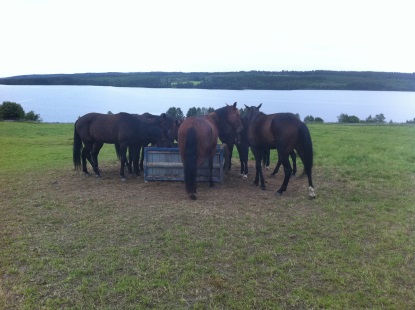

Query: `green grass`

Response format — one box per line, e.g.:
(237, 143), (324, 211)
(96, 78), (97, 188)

(1, 122), (415, 309)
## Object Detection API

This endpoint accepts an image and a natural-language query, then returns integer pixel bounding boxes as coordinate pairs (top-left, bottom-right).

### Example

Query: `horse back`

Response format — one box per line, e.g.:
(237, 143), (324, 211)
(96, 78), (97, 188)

(76, 113), (126, 144)
(249, 113), (301, 149)
(178, 116), (218, 166)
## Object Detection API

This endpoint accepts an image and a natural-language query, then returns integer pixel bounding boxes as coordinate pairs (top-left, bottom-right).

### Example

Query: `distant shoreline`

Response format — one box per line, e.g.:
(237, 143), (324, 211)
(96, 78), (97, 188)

(1, 70), (414, 92)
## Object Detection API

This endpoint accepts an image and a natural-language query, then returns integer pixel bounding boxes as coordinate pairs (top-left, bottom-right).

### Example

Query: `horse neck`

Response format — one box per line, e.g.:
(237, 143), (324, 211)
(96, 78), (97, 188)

(207, 112), (220, 128)
(249, 111), (264, 124)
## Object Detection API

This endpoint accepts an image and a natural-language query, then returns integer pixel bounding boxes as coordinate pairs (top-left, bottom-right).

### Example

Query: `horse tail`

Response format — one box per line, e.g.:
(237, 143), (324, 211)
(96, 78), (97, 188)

(184, 127), (197, 198)
(297, 122), (313, 176)
(114, 143), (121, 160)
(73, 122), (82, 170)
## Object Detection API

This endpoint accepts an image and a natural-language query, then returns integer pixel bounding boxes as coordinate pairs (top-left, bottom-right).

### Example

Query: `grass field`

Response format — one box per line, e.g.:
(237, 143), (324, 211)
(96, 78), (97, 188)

(1, 121), (415, 309)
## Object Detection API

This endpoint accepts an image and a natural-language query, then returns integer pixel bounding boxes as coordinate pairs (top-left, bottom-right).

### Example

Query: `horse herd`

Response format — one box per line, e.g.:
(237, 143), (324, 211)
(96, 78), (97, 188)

(73, 103), (316, 200)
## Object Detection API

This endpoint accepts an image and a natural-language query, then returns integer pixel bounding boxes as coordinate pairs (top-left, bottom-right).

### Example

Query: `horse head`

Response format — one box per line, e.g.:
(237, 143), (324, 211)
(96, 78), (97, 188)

(156, 113), (176, 147)
(226, 102), (243, 134)
(244, 103), (262, 124)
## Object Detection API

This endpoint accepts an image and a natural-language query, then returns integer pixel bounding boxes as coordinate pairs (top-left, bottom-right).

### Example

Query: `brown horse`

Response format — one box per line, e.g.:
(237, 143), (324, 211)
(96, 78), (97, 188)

(117, 112), (179, 174)
(73, 112), (171, 179)
(245, 104), (316, 198)
(178, 102), (243, 200)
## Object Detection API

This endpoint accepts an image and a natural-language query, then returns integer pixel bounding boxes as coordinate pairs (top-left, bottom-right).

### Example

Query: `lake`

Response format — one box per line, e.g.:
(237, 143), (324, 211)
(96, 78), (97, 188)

(1, 85), (414, 123)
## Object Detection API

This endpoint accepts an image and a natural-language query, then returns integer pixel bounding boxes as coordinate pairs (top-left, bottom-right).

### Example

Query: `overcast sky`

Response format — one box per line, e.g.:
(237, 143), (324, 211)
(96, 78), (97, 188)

(1, 0), (414, 78)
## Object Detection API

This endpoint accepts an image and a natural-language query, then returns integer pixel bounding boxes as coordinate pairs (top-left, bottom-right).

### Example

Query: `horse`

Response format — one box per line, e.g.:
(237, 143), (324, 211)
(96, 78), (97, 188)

(218, 115), (251, 178)
(178, 102), (243, 200)
(136, 113), (178, 170)
(73, 112), (171, 180)
(116, 112), (179, 174)
(218, 117), (238, 172)
(245, 104), (315, 198)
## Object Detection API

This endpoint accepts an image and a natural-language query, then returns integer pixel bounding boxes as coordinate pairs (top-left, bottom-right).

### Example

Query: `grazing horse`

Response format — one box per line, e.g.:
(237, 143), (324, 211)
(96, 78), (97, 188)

(73, 112), (169, 179)
(178, 102), (243, 200)
(132, 113), (178, 173)
(218, 118), (238, 172)
(218, 115), (250, 178)
(245, 104), (315, 198)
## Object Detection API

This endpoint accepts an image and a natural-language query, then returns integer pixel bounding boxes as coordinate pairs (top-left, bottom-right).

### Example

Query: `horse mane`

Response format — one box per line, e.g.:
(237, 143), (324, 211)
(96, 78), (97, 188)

(213, 105), (229, 123)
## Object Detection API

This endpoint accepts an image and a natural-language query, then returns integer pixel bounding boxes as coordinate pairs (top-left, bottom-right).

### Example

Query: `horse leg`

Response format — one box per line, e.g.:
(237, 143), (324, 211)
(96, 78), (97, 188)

(276, 154), (293, 195)
(227, 143), (234, 171)
(139, 145), (145, 172)
(244, 159), (248, 178)
(252, 147), (266, 189)
(271, 159), (282, 176)
(265, 149), (270, 169)
(240, 159), (247, 179)
(91, 142), (103, 177)
(132, 144), (141, 176)
(119, 143), (128, 180)
(301, 149), (315, 198)
(125, 145), (133, 174)
(82, 142), (100, 177)
(237, 144), (247, 178)
(209, 155), (215, 187)
(81, 147), (90, 175)
(291, 151), (297, 176)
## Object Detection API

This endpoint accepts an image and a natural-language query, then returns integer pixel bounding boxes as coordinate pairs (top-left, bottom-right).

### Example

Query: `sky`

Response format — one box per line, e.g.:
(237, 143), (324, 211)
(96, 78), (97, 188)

(1, 0), (414, 78)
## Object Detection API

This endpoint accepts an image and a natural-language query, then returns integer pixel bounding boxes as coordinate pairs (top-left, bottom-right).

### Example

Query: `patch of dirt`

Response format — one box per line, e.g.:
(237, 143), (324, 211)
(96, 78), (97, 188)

(48, 159), (321, 210)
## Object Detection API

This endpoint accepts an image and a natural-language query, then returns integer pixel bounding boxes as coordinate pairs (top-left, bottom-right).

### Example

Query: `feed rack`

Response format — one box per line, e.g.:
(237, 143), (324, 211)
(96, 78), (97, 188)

(143, 146), (224, 182)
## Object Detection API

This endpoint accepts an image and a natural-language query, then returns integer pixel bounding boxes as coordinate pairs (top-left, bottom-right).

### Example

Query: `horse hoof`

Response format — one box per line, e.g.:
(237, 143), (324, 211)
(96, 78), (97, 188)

(308, 186), (316, 198)
(95, 175), (101, 178)
(261, 186), (266, 190)
(189, 193), (197, 200)
(242, 174), (248, 179)
(121, 178), (127, 182)
(275, 190), (284, 196)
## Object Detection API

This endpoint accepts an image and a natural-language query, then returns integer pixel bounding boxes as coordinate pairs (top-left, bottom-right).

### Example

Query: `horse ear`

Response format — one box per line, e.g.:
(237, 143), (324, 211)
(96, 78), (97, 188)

(233, 102), (237, 108)
(258, 103), (262, 109)
(244, 104), (250, 110)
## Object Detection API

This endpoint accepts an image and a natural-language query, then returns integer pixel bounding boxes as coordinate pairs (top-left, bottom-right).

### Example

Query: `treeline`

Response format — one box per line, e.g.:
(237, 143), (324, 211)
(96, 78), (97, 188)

(1, 71), (414, 91)
(167, 105), (415, 124)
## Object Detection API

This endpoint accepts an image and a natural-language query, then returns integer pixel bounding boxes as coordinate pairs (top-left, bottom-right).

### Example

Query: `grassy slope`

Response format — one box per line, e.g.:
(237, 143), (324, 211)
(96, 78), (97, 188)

(1, 122), (414, 309)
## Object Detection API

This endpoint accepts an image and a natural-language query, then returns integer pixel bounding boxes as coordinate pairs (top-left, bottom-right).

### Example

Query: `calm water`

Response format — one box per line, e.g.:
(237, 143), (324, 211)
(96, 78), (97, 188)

(1, 85), (415, 123)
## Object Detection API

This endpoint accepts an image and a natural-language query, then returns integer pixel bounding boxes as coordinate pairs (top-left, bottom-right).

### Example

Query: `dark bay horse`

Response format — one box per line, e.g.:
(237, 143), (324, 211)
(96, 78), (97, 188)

(116, 112), (178, 174)
(178, 102), (243, 200)
(73, 112), (170, 179)
(235, 116), (250, 178)
(218, 115), (250, 178)
(245, 104), (316, 198)
(137, 113), (179, 170)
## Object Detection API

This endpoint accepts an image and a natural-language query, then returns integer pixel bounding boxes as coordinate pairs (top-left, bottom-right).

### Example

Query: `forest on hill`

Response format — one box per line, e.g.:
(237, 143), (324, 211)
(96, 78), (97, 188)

(1, 71), (414, 91)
